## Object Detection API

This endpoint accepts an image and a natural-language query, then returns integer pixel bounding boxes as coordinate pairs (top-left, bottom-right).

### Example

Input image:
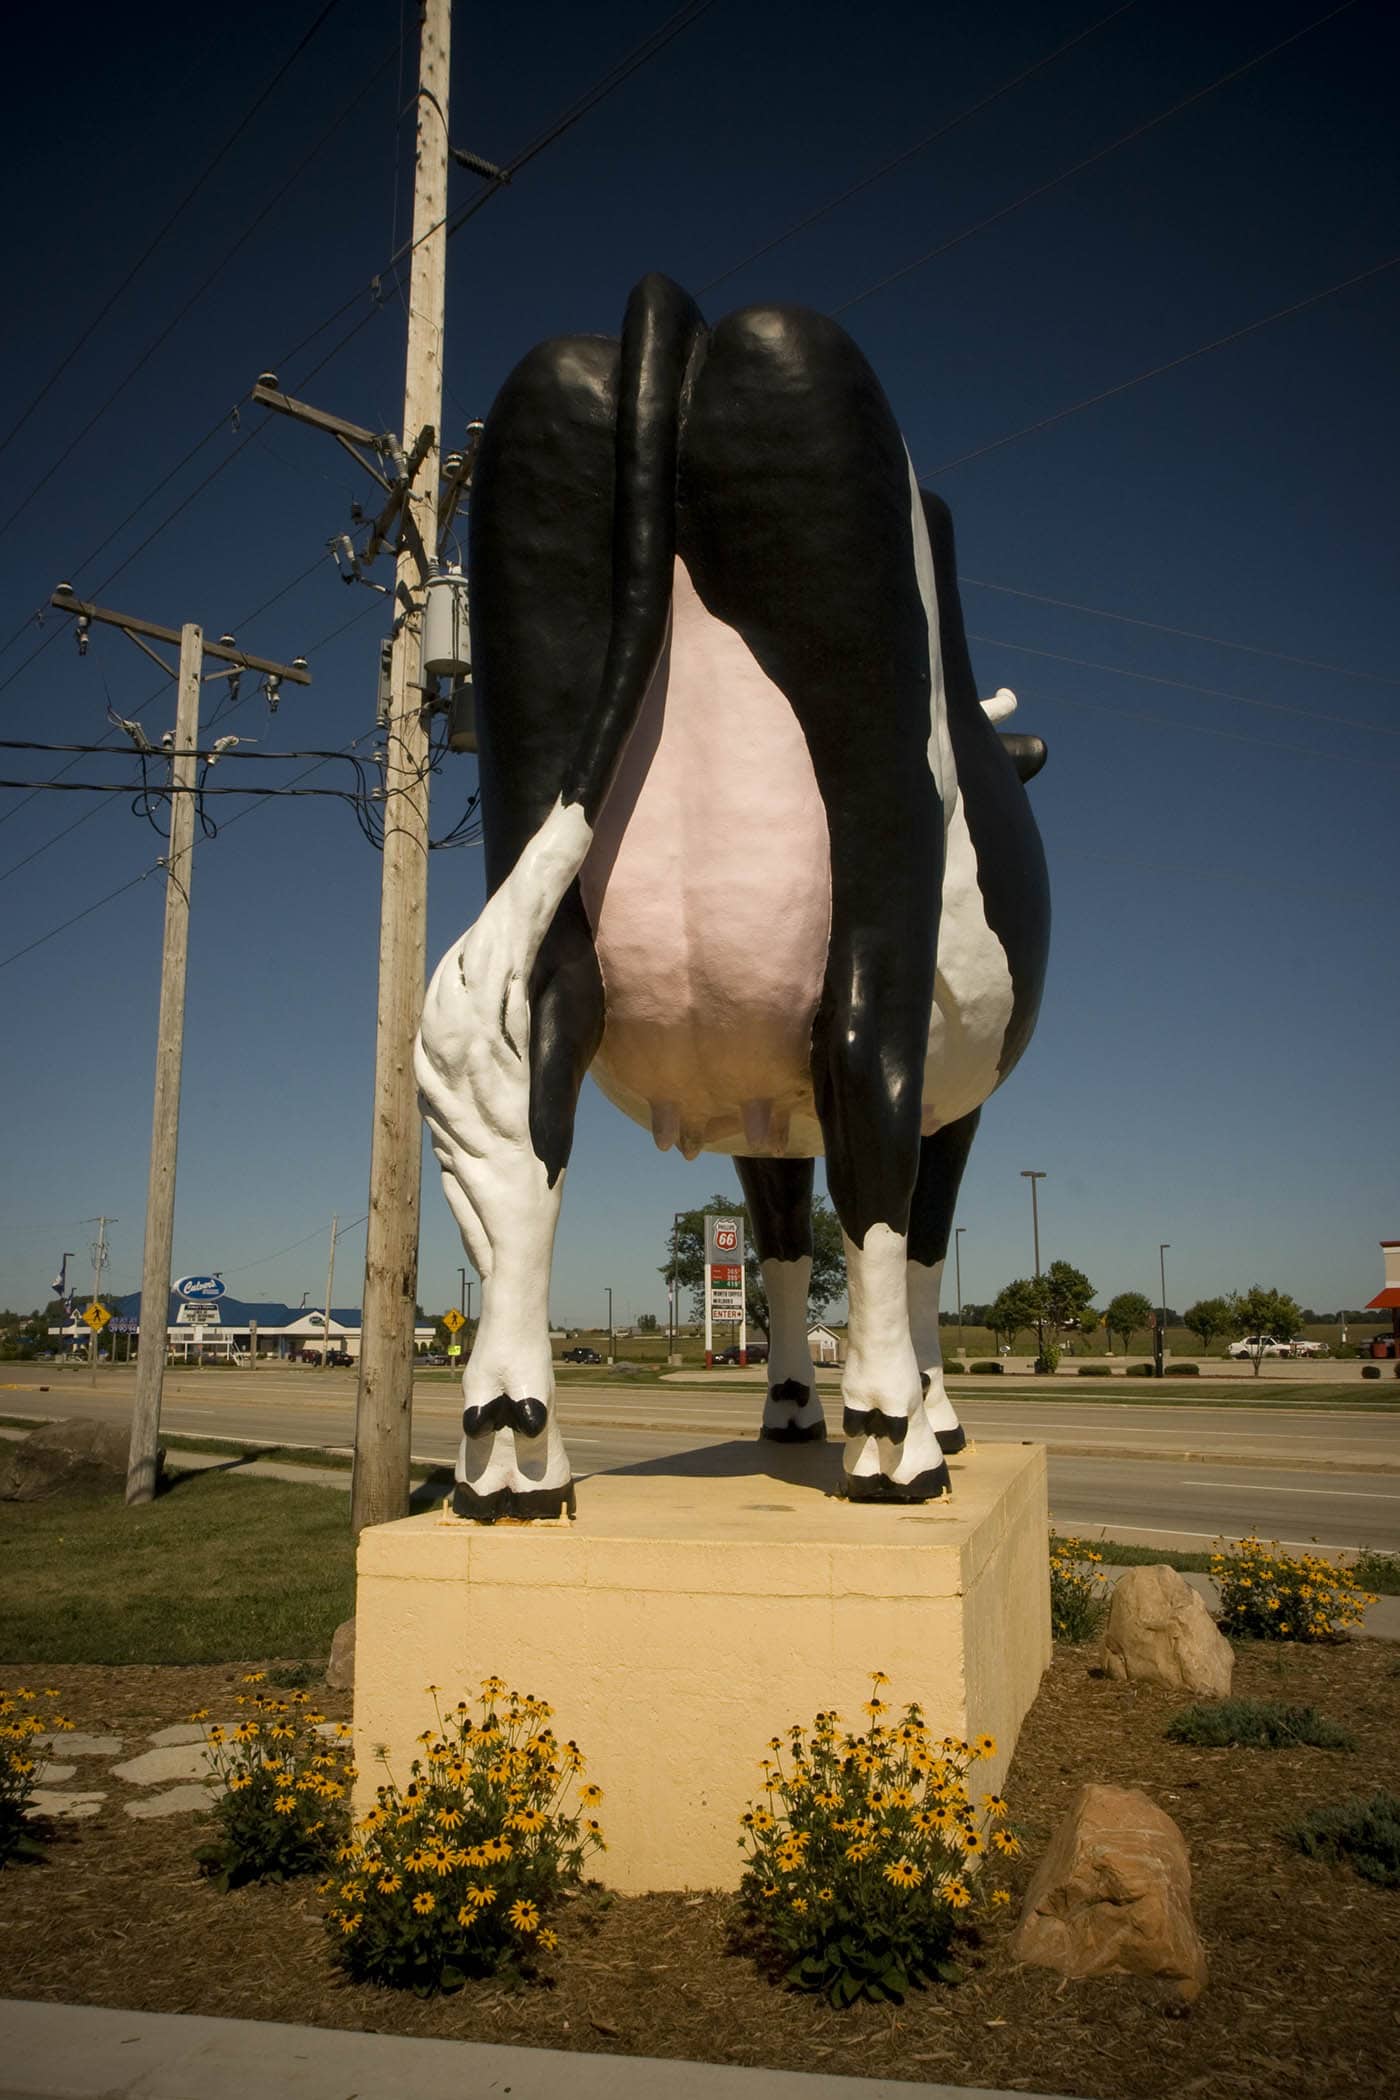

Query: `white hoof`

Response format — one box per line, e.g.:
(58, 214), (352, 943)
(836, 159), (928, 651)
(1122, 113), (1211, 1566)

(455, 1413), (574, 1523)
(841, 1403), (951, 1502)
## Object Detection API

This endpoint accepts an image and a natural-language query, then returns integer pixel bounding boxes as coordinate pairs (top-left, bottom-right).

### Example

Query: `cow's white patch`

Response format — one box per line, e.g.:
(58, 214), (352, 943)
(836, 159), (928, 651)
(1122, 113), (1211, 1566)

(905, 457), (1017, 1132)
(759, 1256), (825, 1436)
(581, 557), (831, 1159)
(907, 1255), (964, 1444)
(841, 1223), (922, 1419)
(417, 795), (594, 1496)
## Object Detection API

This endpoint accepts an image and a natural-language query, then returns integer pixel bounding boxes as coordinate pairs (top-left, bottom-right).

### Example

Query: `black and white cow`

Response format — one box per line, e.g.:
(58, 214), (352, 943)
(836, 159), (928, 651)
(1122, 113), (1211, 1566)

(416, 273), (1050, 1521)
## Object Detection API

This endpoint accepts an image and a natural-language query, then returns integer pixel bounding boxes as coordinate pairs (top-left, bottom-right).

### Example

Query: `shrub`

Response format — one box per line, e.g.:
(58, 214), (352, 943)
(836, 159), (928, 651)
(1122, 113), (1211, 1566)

(1128, 1362), (1156, 1377)
(1077, 1364), (1111, 1377)
(970, 1360), (1003, 1375)
(323, 1679), (604, 1993)
(1166, 1698), (1356, 1751)
(1, 1687), (74, 1867)
(1287, 1792), (1400, 1886)
(1032, 1343), (1060, 1375)
(1362, 1365), (1381, 1380)
(193, 1677), (351, 1891)
(735, 1675), (1014, 2007)
(1048, 1537), (1108, 1642)
(1352, 1548), (1400, 1596)
(1167, 1362), (1200, 1375)
(1210, 1536), (1375, 1642)
(942, 1359), (966, 1376)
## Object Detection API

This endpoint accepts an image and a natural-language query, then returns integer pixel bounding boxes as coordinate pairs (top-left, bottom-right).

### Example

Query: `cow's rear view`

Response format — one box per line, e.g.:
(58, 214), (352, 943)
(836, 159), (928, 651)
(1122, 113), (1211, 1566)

(417, 274), (1049, 1520)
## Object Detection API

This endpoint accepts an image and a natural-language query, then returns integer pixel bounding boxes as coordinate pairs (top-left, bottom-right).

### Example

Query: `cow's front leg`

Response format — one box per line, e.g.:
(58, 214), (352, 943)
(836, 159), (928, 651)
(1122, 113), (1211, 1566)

(737, 1155), (826, 1442)
(906, 1114), (981, 1458)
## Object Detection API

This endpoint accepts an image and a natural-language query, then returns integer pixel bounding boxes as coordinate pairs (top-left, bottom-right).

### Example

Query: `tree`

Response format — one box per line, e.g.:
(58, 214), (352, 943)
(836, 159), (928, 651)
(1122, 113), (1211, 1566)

(1228, 1285), (1304, 1377)
(636, 1312), (658, 1333)
(660, 1193), (846, 1340)
(1042, 1260), (1096, 1342)
(1104, 1290), (1154, 1356)
(988, 1278), (1046, 1352)
(1183, 1296), (1239, 1356)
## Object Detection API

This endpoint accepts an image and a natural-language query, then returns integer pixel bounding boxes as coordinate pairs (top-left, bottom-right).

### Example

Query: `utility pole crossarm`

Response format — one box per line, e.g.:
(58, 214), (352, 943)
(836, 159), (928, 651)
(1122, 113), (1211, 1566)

(49, 591), (311, 683)
(251, 381), (395, 490)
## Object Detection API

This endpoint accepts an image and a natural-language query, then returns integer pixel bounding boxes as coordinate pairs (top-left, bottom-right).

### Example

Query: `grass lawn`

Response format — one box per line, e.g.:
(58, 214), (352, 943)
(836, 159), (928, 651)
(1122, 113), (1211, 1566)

(0, 1468), (355, 1666)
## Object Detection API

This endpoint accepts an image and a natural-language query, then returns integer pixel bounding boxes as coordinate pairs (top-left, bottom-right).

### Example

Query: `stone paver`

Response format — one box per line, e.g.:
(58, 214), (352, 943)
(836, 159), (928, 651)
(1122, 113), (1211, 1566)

(149, 1722), (210, 1747)
(36, 1764), (75, 1784)
(28, 1789), (104, 1821)
(111, 1743), (216, 1786)
(125, 1782), (218, 1818)
(35, 1733), (122, 1757)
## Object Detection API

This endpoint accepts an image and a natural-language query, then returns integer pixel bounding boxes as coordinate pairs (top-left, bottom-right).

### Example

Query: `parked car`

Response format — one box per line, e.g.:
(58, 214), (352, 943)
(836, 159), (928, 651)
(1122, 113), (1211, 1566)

(303, 1348), (353, 1367)
(561, 1346), (601, 1364)
(713, 1343), (769, 1365)
(1287, 1337), (1325, 1358)
(420, 1351), (450, 1367)
(1226, 1335), (1291, 1360)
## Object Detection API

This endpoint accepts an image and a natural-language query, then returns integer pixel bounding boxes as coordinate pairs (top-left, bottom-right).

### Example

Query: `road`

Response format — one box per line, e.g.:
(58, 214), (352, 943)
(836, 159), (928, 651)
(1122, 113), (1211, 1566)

(5, 1364), (1400, 1553)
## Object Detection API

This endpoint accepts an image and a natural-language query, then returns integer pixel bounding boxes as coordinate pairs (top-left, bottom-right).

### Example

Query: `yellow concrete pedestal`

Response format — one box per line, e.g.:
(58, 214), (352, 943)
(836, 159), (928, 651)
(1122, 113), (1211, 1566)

(353, 1439), (1050, 1893)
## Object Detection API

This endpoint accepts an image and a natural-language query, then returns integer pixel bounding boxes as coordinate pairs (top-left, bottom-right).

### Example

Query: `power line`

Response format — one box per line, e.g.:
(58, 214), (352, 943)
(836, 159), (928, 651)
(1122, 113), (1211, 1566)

(966, 632), (1400, 737)
(0, 0), (345, 470)
(698, 0), (1140, 296)
(960, 577), (1400, 687)
(0, 33), (399, 558)
(927, 252), (1400, 474)
(1037, 685), (1400, 772)
(832, 0), (1363, 317)
(0, 864), (160, 972)
(224, 1213), (367, 1277)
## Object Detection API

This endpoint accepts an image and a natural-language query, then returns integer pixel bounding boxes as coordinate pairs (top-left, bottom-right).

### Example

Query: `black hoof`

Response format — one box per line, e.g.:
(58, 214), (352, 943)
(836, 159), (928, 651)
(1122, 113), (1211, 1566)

(839, 1462), (951, 1504)
(769, 1378), (811, 1406)
(462, 1394), (548, 1440)
(935, 1423), (968, 1456)
(842, 1405), (910, 1445)
(759, 1419), (827, 1444)
(451, 1478), (576, 1524)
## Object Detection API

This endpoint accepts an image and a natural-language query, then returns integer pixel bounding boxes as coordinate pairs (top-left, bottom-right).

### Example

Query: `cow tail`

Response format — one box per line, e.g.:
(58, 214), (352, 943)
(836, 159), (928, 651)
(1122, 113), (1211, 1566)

(557, 272), (704, 824)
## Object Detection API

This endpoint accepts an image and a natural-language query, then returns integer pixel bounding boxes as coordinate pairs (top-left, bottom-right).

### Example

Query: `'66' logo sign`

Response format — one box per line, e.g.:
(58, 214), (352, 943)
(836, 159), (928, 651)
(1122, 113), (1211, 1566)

(707, 1215), (745, 1266)
(714, 1222), (738, 1252)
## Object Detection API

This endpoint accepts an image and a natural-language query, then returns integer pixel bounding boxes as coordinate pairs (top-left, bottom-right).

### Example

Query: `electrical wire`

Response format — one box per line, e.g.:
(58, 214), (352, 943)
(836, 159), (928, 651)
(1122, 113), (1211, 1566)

(965, 633), (1400, 737)
(1036, 685), (1400, 772)
(0, 0), (346, 470)
(698, 0), (1141, 296)
(960, 578), (1400, 687)
(0, 863), (161, 972)
(924, 252), (1400, 474)
(831, 0), (1363, 317)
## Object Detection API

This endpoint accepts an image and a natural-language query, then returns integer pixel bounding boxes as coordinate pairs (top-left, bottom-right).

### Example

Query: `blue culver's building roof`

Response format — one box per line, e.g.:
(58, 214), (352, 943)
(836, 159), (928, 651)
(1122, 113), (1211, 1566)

(102, 1293), (369, 1329)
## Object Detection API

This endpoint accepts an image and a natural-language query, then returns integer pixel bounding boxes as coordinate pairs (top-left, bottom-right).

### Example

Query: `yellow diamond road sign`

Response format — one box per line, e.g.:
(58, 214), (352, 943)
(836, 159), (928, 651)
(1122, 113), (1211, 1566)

(83, 1302), (111, 1331)
(442, 1307), (466, 1333)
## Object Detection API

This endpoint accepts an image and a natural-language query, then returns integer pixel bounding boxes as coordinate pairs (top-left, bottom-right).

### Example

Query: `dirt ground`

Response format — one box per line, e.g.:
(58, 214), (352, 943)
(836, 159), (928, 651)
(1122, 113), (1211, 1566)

(2, 1640), (1398, 2099)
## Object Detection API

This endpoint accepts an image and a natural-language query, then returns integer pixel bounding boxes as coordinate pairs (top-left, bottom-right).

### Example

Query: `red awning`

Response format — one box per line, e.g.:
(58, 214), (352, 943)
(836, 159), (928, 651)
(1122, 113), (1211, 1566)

(1367, 1288), (1400, 1309)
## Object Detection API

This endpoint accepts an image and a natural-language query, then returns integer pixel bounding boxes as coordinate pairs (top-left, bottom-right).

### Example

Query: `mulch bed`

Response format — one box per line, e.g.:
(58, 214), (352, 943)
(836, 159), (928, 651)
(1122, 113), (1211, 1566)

(2, 1641), (1398, 2098)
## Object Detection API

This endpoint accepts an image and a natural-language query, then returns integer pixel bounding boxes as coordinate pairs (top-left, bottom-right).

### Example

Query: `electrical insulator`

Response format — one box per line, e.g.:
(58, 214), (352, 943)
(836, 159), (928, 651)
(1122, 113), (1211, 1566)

(75, 615), (90, 657)
(447, 678), (477, 753)
(377, 638), (393, 724)
(422, 567), (471, 679)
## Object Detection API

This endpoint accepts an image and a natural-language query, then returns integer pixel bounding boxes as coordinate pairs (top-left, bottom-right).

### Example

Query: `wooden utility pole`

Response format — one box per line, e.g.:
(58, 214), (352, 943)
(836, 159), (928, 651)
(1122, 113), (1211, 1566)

(351, 0), (452, 1535)
(48, 591), (312, 1504)
(322, 1213), (339, 1369)
(129, 623), (201, 1504)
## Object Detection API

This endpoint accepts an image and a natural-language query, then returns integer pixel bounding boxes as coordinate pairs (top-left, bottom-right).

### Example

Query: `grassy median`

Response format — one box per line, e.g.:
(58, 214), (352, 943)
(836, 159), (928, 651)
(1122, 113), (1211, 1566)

(0, 1468), (355, 1666)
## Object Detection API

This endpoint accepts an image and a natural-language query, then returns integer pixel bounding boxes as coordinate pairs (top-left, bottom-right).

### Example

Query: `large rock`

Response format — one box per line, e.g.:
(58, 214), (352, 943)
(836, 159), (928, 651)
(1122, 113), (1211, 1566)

(0, 1417), (160, 1501)
(1102, 1563), (1233, 1696)
(326, 1615), (356, 1691)
(1010, 1782), (1208, 2003)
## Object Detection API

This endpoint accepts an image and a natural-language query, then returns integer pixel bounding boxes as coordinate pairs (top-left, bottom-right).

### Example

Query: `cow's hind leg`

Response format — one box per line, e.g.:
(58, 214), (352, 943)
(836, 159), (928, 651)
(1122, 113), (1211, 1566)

(907, 1112), (980, 1458)
(418, 333), (620, 1520)
(678, 304), (946, 1501)
(736, 1156), (825, 1441)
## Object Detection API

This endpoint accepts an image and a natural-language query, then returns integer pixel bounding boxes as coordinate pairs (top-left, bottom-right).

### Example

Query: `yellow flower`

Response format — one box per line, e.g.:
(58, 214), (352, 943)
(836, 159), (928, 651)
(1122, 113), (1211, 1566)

(974, 1734), (996, 1759)
(538, 1926), (559, 1951)
(412, 1892), (436, 1915)
(273, 1796), (296, 1816)
(962, 1829), (986, 1855)
(377, 1875), (402, 1894)
(870, 1670), (890, 1685)
(942, 1878), (971, 1909)
(883, 1857), (921, 1889)
(339, 1913), (362, 1934)
(508, 1898), (540, 1933)
(844, 1841), (875, 1863)
(990, 1888), (1013, 1907)
(579, 1782), (604, 1805)
(981, 1793), (1007, 1818)
(790, 1896), (808, 1913)
(992, 1831), (1020, 1856)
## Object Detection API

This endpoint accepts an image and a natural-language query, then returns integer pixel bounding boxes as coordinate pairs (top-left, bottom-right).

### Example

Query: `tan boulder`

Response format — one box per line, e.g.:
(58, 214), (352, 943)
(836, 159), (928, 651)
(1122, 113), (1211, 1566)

(1102, 1562), (1233, 1696)
(0, 1416), (160, 1501)
(326, 1615), (356, 1691)
(1010, 1782), (1207, 2002)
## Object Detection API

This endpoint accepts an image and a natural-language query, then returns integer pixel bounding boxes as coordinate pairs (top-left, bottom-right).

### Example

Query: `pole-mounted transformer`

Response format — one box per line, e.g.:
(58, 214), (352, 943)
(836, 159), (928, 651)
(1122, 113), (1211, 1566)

(422, 564), (476, 752)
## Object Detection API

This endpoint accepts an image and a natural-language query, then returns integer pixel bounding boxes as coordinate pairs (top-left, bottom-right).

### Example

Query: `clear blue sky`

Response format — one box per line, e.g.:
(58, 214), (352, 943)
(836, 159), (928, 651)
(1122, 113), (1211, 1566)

(1, 0), (1395, 1330)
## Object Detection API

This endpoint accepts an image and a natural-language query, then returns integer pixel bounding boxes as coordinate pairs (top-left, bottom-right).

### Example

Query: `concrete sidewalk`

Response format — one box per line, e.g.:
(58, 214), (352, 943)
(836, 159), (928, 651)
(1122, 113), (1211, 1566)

(0, 2000), (1070, 2100)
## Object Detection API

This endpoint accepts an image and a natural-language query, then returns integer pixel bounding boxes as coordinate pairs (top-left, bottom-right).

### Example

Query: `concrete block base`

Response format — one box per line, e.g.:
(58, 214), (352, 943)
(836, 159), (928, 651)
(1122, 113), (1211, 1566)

(353, 1439), (1050, 1892)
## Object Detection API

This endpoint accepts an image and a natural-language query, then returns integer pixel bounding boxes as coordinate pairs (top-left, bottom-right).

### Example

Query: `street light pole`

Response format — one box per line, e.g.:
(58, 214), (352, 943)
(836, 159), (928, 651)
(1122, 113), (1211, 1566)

(458, 1268), (467, 1319)
(1021, 1170), (1046, 1355)
(669, 1212), (685, 1364)
(954, 1226), (966, 1358)
(606, 1285), (614, 1364)
(1158, 1243), (1170, 1377)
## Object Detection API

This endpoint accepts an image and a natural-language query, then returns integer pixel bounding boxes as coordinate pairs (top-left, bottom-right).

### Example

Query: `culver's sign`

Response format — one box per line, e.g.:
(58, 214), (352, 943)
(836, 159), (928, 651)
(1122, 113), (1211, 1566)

(175, 1274), (224, 1301)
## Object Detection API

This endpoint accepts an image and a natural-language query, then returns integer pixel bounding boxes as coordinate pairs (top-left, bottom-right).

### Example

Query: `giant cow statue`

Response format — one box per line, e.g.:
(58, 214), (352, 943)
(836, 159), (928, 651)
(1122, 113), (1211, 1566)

(416, 274), (1050, 1522)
